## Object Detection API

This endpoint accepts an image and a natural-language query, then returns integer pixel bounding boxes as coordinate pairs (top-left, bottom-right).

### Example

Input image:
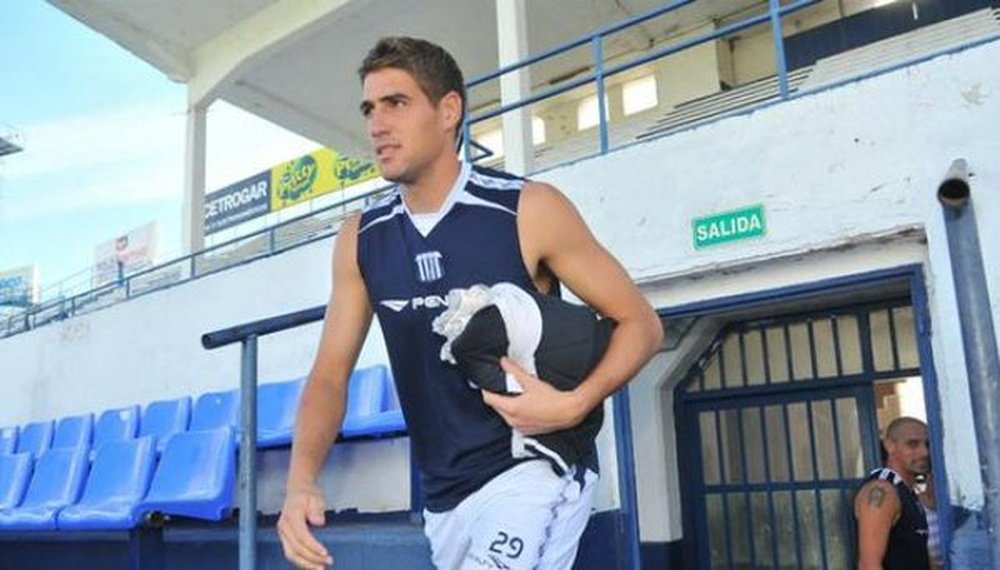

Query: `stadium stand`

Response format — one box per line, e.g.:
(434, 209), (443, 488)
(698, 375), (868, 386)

(636, 67), (814, 142)
(340, 365), (407, 439)
(189, 390), (239, 433)
(797, 7), (1000, 91)
(92, 405), (140, 457)
(51, 413), (93, 452)
(15, 421), (53, 460)
(0, 448), (88, 530)
(138, 397), (191, 455)
(57, 436), (156, 530)
(0, 369), (407, 533)
(137, 427), (236, 522)
(0, 427), (16, 455)
(257, 378), (305, 447)
(0, 453), (32, 510)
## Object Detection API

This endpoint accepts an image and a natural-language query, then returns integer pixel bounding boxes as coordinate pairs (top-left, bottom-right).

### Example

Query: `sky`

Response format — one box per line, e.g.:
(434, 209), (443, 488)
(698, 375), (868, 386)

(0, 2), (321, 299)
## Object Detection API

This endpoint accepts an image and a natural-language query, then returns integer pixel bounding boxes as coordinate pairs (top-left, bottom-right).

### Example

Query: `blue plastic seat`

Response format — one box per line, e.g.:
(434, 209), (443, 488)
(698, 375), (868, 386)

(57, 436), (156, 530)
(257, 378), (305, 447)
(51, 413), (94, 452)
(0, 448), (89, 530)
(139, 397), (191, 454)
(190, 389), (239, 432)
(92, 405), (140, 458)
(138, 427), (236, 521)
(0, 426), (16, 455)
(0, 453), (33, 509)
(16, 421), (54, 459)
(341, 365), (407, 438)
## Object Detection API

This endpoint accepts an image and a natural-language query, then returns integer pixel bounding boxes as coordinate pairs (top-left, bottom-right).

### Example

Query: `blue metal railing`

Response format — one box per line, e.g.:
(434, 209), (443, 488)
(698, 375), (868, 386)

(202, 306), (327, 570)
(7, 1), (997, 340)
(1, 183), (391, 337)
(462, 0), (822, 161)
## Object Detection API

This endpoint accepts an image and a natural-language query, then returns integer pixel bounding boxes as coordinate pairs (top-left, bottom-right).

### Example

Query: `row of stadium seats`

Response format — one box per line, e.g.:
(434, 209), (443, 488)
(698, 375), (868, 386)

(0, 364), (406, 531)
(0, 429), (235, 530)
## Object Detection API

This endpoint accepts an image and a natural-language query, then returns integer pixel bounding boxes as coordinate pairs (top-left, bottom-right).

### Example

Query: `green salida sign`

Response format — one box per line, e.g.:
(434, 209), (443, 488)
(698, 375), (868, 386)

(693, 204), (766, 249)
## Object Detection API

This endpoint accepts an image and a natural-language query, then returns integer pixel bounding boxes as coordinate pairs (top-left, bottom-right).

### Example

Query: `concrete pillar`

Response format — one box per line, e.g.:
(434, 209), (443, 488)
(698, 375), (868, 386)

(182, 103), (208, 255)
(607, 82), (626, 123)
(495, 0), (533, 175)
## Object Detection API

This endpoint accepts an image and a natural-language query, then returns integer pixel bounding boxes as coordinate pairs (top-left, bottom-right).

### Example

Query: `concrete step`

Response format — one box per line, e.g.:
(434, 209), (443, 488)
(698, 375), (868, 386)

(0, 510), (633, 569)
(164, 520), (433, 569)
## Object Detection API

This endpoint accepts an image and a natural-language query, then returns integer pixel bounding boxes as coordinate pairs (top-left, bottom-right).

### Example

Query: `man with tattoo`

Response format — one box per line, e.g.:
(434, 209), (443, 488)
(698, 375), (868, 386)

(854, 416), (931, 569)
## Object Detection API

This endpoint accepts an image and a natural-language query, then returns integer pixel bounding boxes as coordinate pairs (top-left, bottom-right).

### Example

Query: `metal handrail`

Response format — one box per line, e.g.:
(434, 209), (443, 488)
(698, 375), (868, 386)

(202, 303), (642, 570)
(201, 304), (326, 570)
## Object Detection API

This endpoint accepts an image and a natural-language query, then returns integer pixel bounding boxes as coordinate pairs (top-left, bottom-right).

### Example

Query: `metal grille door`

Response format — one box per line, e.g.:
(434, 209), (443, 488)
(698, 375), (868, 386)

(677, 301), (922, 569)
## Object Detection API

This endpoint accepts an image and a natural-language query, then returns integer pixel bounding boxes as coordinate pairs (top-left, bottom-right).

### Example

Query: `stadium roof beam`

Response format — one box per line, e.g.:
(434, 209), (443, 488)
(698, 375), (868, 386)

(178, 0), (354, 253)
(47, 0), (731, 157)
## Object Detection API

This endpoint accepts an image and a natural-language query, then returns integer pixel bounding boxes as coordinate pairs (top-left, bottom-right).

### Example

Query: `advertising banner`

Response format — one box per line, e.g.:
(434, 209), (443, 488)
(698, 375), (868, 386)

(204, 171), (271, 234)
(270, 148), (378, 212)
(0, 265), (38, 307)
(202, 148), (378, 234)
(92, 222), (160, 287)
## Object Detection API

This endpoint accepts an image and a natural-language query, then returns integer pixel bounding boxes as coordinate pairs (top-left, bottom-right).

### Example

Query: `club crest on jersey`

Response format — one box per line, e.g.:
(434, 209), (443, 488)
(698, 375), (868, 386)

(415, 251), (445, 283)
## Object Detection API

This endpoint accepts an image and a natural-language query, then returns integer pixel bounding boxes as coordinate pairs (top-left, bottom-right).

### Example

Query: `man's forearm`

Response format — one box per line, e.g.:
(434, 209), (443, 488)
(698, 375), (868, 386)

(571, 313), (662, 418)
(287, 380), (346, 490)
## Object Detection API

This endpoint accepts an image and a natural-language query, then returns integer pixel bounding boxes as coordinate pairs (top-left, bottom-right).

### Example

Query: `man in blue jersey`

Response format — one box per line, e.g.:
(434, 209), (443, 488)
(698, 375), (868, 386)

(277, 36), (663, 569)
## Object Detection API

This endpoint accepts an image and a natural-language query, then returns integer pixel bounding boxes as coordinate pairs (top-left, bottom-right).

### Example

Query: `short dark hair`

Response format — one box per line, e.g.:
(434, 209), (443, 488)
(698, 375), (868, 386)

(359, 36), (466, 135)
(885, 416), (927, 442)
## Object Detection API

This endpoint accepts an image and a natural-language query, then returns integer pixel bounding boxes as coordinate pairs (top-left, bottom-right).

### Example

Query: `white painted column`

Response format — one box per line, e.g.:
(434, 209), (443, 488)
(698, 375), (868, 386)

(182, 102), (208, 255)
(496, 0), (533, 175)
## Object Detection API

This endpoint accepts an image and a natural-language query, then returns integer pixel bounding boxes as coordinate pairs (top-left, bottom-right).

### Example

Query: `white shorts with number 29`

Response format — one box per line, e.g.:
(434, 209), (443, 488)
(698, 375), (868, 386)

(423, 459), (599, 570)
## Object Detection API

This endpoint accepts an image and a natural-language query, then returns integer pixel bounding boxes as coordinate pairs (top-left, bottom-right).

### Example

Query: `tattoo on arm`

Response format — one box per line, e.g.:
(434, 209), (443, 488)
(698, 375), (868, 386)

(867, 485), (886, 508)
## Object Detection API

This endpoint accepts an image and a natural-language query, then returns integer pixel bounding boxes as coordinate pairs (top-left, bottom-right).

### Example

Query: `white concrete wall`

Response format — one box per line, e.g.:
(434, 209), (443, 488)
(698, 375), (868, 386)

(2, 37), (999, 534)
(530, 39), (1000, 538)
(0, 236), (388, 423)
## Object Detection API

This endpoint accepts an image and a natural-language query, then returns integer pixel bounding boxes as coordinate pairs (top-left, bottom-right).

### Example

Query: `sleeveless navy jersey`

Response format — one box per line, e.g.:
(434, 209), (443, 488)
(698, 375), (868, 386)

(356, 162), (542, 512)
(859, 468), (930, 570)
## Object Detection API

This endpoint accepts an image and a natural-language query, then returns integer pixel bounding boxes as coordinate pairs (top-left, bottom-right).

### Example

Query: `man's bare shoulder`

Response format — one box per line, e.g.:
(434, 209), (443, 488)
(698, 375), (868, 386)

(856, 479), (899, 511)
(340, 211), (363, 236)
(330, 212), (364, 268)
(518, 181), (587, 231)
(519, 180), (569, 210)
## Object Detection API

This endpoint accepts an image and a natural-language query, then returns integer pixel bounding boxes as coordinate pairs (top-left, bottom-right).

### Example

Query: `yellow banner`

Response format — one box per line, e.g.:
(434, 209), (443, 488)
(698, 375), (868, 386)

(270, 148), (378, 212)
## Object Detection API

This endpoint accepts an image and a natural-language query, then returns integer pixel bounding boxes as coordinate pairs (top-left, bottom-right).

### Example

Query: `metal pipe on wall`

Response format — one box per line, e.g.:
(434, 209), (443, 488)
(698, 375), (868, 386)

(937, 158), (1000, 568)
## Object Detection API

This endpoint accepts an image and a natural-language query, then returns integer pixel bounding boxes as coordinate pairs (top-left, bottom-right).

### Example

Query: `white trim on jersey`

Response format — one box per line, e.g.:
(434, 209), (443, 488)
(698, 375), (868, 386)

(403, 161), (472, 237)
(361, 164), (522, 237)
(871, 467), (905, 486)
(365, 188), (400, 211)
(520, 436), (571, 475)
(358, 202), (405, 235)
(469, 169), (524, 191)
(453, 192), (516, 218)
